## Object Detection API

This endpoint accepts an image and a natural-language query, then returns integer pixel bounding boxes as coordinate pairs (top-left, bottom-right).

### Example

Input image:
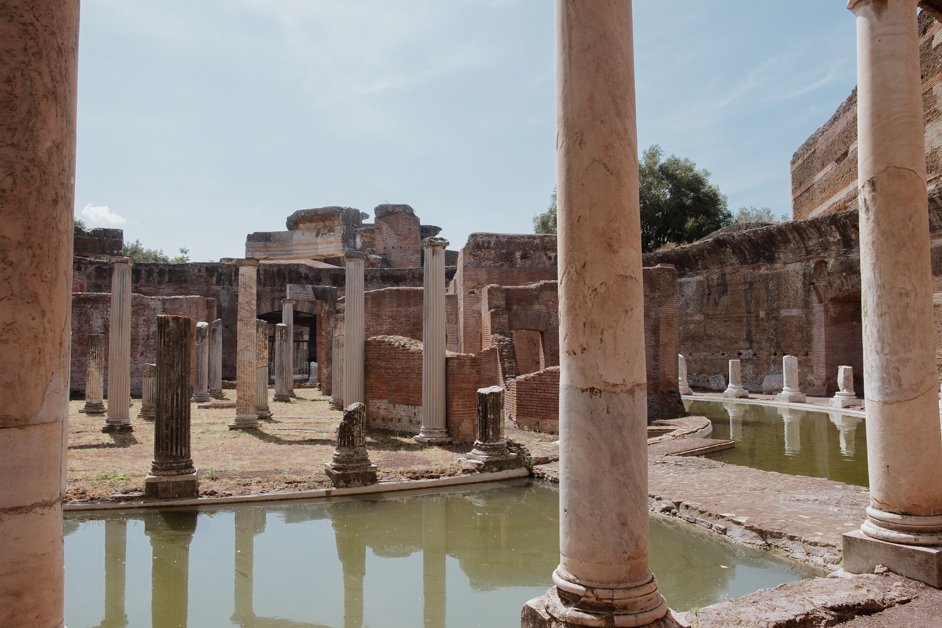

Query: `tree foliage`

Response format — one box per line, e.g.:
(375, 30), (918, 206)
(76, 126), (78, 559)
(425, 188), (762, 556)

(532, 146), (733, 252)
(733, 206), (784, 224)
(123, 239), (190, 264)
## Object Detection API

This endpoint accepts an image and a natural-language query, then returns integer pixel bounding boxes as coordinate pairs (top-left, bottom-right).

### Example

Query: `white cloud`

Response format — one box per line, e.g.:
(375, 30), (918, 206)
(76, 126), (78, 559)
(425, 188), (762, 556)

(79, 203), (126, 226)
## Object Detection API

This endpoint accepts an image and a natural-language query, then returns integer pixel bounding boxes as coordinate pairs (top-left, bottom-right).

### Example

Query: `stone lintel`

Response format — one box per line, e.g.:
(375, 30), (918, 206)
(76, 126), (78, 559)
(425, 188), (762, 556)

(144, 472), (199, 499)
(233, 258), (260, 267)
(843, 529), (942, 588)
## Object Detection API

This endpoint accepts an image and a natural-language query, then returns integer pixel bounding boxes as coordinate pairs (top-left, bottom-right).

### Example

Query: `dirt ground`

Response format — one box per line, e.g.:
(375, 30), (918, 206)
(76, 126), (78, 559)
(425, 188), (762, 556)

(66, 387), (558, 504)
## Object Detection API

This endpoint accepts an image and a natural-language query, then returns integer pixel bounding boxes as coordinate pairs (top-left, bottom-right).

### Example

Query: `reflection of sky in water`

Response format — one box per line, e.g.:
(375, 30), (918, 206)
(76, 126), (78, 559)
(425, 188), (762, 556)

(688, 400), (869, 487)
(65, 482), (817, 627)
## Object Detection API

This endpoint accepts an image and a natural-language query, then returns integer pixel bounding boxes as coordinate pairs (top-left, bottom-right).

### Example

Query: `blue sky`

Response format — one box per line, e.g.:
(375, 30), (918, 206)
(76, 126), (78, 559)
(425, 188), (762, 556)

(74, 1), (858, 262)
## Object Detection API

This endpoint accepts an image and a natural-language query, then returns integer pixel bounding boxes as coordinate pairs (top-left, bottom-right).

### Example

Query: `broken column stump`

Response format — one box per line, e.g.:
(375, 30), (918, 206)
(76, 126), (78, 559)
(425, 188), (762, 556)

(468, 386), (520, 472)
(325, 402), (377, 488)
(145, 315), (199, 499)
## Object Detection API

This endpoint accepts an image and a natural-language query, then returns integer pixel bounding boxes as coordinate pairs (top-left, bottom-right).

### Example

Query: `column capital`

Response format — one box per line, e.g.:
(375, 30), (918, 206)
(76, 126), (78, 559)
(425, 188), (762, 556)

(110, 256), (133, 266)
(282, 298), (295, 306)
(234, 258), (260, 268)
(848, 0), (920, 13)
(422, 237), (450, 250)
(344, 251), (369, 262)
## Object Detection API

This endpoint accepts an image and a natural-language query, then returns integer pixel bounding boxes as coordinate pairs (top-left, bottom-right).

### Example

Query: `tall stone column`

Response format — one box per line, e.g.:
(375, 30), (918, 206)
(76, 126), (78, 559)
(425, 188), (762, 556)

(230, 259), (260, 430)
(145, 315), (198, 499)
(82, 333), (107, 414)
(523, 1), (673, 625)
(138, 363), (156, 421)
(192, 321), (210, 402)
(417, 237), (451, 445)
(208, 318), (225, 399)
(677, 354), (693, 396)
(273, 323), (292, 402)
(282, 298), (296, 397)
(104, 256), (134, 433)
(231, 507), (266, 626)
(331, 316), (345, 409)
(0, 2), (78, 626)
(342, 254), (366, 406)
(255, 319), (272, 420)
(102, 519), (128, 628)
(844, 0), (942, 588)
(146, 512), (197, 628)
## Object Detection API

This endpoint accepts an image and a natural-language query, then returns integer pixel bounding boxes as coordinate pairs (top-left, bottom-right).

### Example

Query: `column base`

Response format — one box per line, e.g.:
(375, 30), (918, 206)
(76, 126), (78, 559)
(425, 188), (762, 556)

(101, 421), (133, 433)
(723, 386), (749, 399)
(137, 408), (155, 421)
(192, 393), (211, 403)
(678, 385), (693, 396)
(81, 402), (106, 415)
(144, 472), (199, 499)
(467, 441), (522, 472)
(843, 529), (942, 588)
(831, 393), (857, 408)
(325, 462), (378, 488)
(776, 390), (806, 403)
(209, 390), (227, 400)
(229, 414), (260, 430)
(273, 394), (292, 403)
(521, 587), (684, 628)
(256, 409), (273, 420)
(415, 430), (452, 446)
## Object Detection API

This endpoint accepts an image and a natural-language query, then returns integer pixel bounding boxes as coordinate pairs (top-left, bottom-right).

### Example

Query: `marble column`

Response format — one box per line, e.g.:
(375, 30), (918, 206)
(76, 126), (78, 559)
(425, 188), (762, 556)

(208, 318), (224, 399)
(138, 363), (156, 421)
(83, 333), (107, 414)
(417, 237), (451, 445)
(0, 3), (78, 625)
(103, 256), (134, 433)
(282, 299), (296, 398)
(255, 319), (272, 420)
(776, 355), (806, 403)
(192, 322), (210, 402)
(831, 365), (857, 408)
(273, 323), (292, 402)
(844, 0), (942, 588)
(342, 254), (366, 406)
(101, 519), (128, 628)
(723, 359), (749, 399)
(677, 354), (693, 396)
(522, 1), (673, 624)
(309, 361), (319, 385)
(325, 402), (377, 488)
(230, 259), (260, 430)
(468, 386), (518, 471)
(331, 316), (345, 410)
(146, 512), (197, 628)
(145, 315), (198, 499)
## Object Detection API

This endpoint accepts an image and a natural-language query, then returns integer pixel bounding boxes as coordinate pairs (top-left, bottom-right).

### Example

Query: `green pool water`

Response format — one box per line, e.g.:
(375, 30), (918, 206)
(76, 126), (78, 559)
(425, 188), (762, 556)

(686, 400), (869, 487)
(64, 481), (818, 627)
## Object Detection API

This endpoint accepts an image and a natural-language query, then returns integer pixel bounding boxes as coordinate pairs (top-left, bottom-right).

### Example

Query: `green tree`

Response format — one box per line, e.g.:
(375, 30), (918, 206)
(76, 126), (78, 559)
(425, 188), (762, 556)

(733, 206), (784, 224)
(532, 188), (557, 234)
(123, 239), (190, 264)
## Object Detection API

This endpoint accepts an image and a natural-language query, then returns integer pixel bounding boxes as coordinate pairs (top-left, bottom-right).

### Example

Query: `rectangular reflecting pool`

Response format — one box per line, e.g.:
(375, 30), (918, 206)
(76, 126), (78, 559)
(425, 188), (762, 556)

(686, 400), (868, 487)
(65, 481), (818, 627)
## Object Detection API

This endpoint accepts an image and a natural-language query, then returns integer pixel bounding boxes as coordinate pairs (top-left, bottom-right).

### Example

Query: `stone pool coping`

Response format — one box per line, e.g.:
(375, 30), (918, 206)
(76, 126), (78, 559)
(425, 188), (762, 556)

(63, 467), (530, 512)
(682, 392), (866, 419)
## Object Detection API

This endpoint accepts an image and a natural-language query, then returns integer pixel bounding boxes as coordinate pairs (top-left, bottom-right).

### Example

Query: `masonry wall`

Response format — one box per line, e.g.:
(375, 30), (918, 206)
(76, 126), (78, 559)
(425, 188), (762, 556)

(445, 352), (479, 445)
(643, 265), (685, 420)
(791, 12), (942, 220)
(364, 336), (423, 432)
(506, 367), (560, 433)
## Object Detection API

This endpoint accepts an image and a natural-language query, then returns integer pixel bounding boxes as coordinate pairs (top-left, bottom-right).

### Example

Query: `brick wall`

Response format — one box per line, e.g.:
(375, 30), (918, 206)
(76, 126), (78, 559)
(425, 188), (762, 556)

(374, 209), (421, 268)
(643, 265), (685, 420)
(446, 351), (479, 444)
(365, 287), (424, 340)
(364, 336), (423, 431)
(507, 367), (560, 433)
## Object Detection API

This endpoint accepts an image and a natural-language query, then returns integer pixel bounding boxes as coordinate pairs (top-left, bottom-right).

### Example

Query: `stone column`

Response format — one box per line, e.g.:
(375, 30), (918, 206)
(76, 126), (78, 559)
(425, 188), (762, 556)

(723, 359), (749, 399)
(138, 363), (156, 420)
(192, 321), (210, 402)
(677, 354), (693, 396)
(208, 318), (225, 399)
(342, 254), (366, 406)
(273, 323), (292, 402)
(831, 365), (857, 408)
(829, 412), (863, 458)
(102, 519), (128, 628)
(331, 316), (345, 410)
(522, 1), (673, 624)
(468, 386), (518, 471)
(230, 259), (260, 430)
(776, 355), (806, 403)
(82, 333), (107, 414)
(255, 319), (272, 420)
(145, 315), (199, 499)
(325, 402), (378, 488)
(146, 512), (197, 628)
(104, 256), (134, 433)
(417, 237), (451, 445)
(844, 0), (942, 588)
(0, 3), (78, 625)
(309, 361), (318, 385)
(282, 298), (296, 398)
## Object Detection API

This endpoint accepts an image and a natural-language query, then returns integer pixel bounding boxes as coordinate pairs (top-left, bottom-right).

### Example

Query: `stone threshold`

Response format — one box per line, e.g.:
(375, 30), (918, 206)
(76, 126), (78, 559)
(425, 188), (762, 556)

(64, 467), (530, 512)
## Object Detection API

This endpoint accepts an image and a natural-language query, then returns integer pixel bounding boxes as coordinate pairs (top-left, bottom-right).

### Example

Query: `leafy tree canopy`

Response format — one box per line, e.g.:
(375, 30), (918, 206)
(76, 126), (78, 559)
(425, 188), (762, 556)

(733, 206), (785, 224)
(123, 239), (190, 264)
(533, 188), (557, 234)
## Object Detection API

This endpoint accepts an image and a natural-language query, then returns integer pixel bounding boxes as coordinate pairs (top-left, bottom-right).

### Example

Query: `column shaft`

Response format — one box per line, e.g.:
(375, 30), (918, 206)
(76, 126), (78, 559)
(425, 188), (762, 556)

(255, 319), (271, 420)
(83, 333), (106, 414)
(138, 363), (156, 420)
(208, 318), (224, 399)
(342, 257), (365, 405)
(282, 299), (295, 397)
(418, 238), (450, 444)
(192, 321), (210, 402)
(274, 323), (291, 402)
(231, 261), (260, 429)
(104, 257), (133, 432)
(0, 2), (78, 625)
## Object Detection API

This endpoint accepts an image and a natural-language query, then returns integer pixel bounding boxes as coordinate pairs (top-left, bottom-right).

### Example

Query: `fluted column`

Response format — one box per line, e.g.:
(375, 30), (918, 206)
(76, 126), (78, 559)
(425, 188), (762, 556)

(104, 256), (133, 433)
(417, 237), (450, 445)
(138, 363), (156, 421)
(208, 318), (224, 399)
(0, 3), (78, 625)
(255, 319), (272, 420)
(844, 0), (942, 587)
(230, 259), (260, 430)
(342, 254), (366, 406)
(331, 316), (345, 409)
(192, 322), (210, 402)
(101, 519), (128, 628)
(145, 315), (198, 499)
(523, 2), (673, 625)
(273, 323), (291, 402)
(83, 333), (107, 414)
(282, 298), (296, 397)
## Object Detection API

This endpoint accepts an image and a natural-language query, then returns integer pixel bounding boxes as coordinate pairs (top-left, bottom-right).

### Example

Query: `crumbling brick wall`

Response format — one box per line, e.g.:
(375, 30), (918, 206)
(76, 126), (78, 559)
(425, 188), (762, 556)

(374, 205), (422, 268)
(643, 265), (685, 420)
(506, 367), (560, 433)
(446, 352), (479, 444)
(364, 336), (423, 431)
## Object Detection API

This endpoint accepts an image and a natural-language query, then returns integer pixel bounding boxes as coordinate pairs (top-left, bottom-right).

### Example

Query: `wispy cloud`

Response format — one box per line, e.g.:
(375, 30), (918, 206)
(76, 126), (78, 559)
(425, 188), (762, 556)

(79, 203), (126, 226)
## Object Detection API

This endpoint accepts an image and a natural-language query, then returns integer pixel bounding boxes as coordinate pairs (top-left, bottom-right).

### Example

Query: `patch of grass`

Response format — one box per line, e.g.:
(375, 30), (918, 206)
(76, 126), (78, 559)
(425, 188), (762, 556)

(91, 470), (132, 485)
(203, 467), (219, 480)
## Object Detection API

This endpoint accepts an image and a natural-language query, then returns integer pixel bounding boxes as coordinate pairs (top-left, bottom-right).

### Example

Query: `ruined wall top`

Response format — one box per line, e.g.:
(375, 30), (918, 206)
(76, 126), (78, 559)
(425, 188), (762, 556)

(73, 225), (123, 257)
(461, 233), (558, 269)
(285, 206), (367, 231)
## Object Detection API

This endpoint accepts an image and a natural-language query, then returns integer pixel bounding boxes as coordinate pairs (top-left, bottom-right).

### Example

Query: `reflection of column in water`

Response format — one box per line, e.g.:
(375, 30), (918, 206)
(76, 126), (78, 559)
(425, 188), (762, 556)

(422, 496), (446, 628)
(829, 412), (863, 458)
(145, 511), (198, 628)
(231, 507), (266, 626)
(779, 407), (801, 456)
(333, 514), (366, 628)
(100, 519), (128, 628)
(723, 402), (745, 441)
